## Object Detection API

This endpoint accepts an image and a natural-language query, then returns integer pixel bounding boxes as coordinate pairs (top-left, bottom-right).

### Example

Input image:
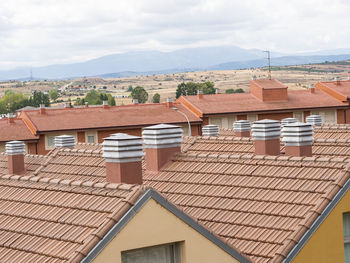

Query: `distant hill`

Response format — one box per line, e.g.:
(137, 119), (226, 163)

(1, 46), (350, 80)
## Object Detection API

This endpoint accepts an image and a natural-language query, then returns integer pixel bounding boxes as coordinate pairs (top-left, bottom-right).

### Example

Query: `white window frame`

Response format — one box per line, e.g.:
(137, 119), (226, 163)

(85, 131), (97, 143)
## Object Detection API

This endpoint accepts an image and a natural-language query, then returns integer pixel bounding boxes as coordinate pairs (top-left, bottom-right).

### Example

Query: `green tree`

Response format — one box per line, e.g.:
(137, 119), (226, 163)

(131, 86), (148, 103)
(49, 89), (59, 102)
(225, 89), (235, 94)
(127, 85), (133, 92)
(175, 82), (215, 98)
(85, 90), (102, 105)
(30, 91), (50, 107)
(201, 81), (215, 94)
(152, 93), (160, 103)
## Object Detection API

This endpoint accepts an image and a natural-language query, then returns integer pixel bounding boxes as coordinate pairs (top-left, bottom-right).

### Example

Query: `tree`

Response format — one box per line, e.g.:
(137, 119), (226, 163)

(30, 91), (50, 107)
(131, 86), (148, 103)
(225, 89), (235, 94)
(201, 81), (215, 94)
(175, 81), (215, 98)
(152, 93), (160, 103)
(49, 89), (59, 102)
(127, 85), (133, 92)
(225, 88), (245, 94)
(85, 90), (102, 105)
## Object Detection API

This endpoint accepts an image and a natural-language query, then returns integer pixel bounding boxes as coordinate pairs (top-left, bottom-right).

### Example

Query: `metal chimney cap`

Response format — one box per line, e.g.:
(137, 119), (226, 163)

(6, 141), (26, 155)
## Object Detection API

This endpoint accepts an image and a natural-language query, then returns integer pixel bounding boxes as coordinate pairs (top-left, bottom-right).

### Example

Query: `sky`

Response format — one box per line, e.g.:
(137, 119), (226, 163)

(1, 0), (350, 70)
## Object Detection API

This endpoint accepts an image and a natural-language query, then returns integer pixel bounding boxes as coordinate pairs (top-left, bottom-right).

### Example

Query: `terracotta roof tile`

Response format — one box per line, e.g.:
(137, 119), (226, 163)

(0, 118), (38, 142)
(20, 102), (202, 133)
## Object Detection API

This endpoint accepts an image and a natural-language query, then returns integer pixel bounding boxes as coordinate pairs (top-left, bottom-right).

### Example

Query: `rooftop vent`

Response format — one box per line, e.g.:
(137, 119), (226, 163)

(6, 141), (26, 175)
(197, 90), (203, 100)
(102, 133), (144, 184)
(281, 117), (298, 127)
(102, 100), (109, 109)
(233, 120), (251, 137)
(142, 124), (183, 172)
(202, 125), (219, 136)
(309, 84), (315, 93)
(133, 99), (139, 104)
(282, 122), (313, 157)
(39, 104), (45, 114)
(306, 115), (323, 126)
(252, 119), (281, 156)
(166, 97), (173, 108)
(54, 135), (76, 148)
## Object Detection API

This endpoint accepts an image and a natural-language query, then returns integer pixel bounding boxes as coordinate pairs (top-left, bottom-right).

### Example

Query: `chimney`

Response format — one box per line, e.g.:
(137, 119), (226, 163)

(39, 104), (45, 114)
(102, 133), (143, 184)
(202, 125), (219, 136)
(252, 119), (281, 156)
(54, 135), (76, 148)
(64, 102), (71, 108)
(281, 117), (298, 127)
(7, 113), (15, 124)
(133, 99), (139, 104)
(335, 77), (341, 85)
(6, 141), (26, 175)
(306, 115), (323, 126)
(85, 102), (89, 108)
(142, 124), (183, 172)
(234, 120), (251, 137)
(309, 84), (315, 93)
(166, 97), (174, 108)
(282, 122), (313, 157)
(197, 90), (203, 100)
(102, 100), (109, 109)
(215, 88), (220, 94)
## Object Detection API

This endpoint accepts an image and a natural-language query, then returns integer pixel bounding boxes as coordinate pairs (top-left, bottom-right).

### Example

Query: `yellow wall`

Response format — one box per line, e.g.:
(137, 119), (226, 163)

(293, 189), (350, 263)
(93, 198), (239, 263)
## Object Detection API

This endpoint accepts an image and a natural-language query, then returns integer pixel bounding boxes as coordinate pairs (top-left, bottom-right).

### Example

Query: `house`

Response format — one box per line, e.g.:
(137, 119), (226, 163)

(1, 121), (350, 262)
(8, 101), (202, 155)
(177, 78), (350, 128)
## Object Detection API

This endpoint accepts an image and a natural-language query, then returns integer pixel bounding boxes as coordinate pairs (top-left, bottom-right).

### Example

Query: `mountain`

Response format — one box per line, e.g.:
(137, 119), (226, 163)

(1, 46), (350, 80)
(209, 54), (350, 70)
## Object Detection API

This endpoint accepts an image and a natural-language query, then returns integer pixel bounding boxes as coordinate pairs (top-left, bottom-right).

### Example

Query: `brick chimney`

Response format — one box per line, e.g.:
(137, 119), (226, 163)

(7, 114), (15, 124)
(64, 102), (71, 108)
(335, 77), (341, 85)
(102, 133), (143, 184)
(39, 104), (46, 114)
(252, 119), (281, 156)
(306, 115), (323, 126)
(6, 141), (26, 175)
(202, 125), (219, 136)
(102, 100), (109, 109)
(85, 102), (89, 108)
(133, 99), (139, 104)
(233, 120), (251, 137)
(282, 122), (313, 157)
(215, 88), (220, 94)
(166, 98), (174, 108)
(142, 124), (183, 172)
(309, 84), (315, 93)
(197, 90), (203, 100)
(281, 117), (297, 127)
(54, 135), (76, 148)
(250, 79), (288, 102)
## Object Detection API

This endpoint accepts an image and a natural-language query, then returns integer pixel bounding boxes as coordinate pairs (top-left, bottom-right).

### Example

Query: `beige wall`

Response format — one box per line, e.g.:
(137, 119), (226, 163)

(93, 198), (239, 263)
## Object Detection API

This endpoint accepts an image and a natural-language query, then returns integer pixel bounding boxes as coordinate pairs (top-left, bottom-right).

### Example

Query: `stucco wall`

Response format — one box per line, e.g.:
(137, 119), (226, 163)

(93, 198), (239, 263)
(292, 188), (350, 263)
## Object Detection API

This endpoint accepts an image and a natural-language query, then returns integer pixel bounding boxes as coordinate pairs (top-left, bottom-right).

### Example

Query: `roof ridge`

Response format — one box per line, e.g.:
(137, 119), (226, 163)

(178, 152), (350, 164)
(0, 174), (139, 192)
(272, 167), (350, 262)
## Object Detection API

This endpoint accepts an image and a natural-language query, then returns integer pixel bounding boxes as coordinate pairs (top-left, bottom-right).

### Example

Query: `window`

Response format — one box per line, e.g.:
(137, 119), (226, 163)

(344, 212), (350, 262)
(87, 135), (95, 143)
(122, 243), (180, 263)
(47, 136), (55, 147)
(293, 112), (304, 122)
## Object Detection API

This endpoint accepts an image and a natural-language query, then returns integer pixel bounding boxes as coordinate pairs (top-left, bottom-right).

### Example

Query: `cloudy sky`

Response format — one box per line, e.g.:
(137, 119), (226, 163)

(1, 0), (350, 70)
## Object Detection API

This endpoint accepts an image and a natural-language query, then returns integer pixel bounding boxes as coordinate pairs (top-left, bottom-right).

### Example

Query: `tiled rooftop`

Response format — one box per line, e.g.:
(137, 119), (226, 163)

(0, 153), (48, 176)
(0, 118), (38, 142)
(144, 153), (350, 262)
(19, 102), (202, 133)
(0, 174), (144, 262)
(178, 89), (347, 116)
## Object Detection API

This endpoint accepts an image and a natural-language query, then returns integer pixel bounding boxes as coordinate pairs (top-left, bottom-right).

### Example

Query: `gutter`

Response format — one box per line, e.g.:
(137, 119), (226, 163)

(283, 177), (350, 262)
(82, 189), (251, 263)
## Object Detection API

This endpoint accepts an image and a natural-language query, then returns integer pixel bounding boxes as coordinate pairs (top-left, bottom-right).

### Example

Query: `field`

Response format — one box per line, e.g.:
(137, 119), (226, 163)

(1, 62), (349, 105)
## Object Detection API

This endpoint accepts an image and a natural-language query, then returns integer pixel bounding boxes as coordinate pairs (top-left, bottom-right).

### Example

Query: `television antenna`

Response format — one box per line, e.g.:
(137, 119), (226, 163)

(263, 50), (271, 79)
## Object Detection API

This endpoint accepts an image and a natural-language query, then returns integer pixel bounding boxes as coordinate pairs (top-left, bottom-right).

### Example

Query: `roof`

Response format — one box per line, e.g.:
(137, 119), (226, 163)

(0, 173), (144, 262)
(251, 79), (287, 89)
(0, 118), (38, 142)
(144, 153), (350, 262)
(19, 103), (202, 133)
(316, 80), (350, 100)
(182, 136), (350, 158)
(220, 124), (350, 140)
(178, 89), (347, 117)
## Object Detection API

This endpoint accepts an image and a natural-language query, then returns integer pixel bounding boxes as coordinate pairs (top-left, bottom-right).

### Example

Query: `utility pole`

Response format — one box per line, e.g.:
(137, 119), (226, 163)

(30, 69), (33, 81)
(263, 50), (271, 80)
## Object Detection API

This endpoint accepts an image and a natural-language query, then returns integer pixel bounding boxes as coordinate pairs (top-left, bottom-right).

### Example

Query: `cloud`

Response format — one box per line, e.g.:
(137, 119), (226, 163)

(0, 0), (350, 69)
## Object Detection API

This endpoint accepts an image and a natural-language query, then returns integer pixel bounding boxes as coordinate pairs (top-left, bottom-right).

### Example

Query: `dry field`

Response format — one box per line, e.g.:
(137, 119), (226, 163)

(0, 66), (348, 105)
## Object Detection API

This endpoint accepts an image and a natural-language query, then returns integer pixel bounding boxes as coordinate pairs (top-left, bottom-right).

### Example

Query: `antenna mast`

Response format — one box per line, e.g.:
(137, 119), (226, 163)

(30, 69), (33, 81)
(263, 50), (271, 80)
